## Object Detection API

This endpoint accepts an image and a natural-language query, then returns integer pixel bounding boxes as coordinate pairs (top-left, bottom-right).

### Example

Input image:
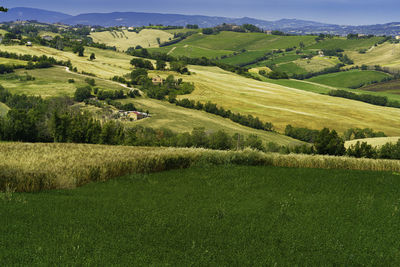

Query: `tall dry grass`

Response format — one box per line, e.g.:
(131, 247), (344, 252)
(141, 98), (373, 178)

(1, 142), (400, 192)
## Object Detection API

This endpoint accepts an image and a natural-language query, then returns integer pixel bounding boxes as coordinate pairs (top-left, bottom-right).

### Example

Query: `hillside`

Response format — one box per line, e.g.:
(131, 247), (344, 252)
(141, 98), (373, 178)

(179, 65), (400, 135)
(308, 70), (391, 89)
(0, 45), (133, 78)
(150, 31), (316, 64)
(90, 29), (173, 51)
(0, 102), (8, 116)
(347, 43), (400, 72)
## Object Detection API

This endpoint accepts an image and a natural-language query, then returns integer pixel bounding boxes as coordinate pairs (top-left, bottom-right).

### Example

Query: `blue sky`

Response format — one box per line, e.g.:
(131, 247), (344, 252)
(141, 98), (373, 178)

(2, 0), (399, 25)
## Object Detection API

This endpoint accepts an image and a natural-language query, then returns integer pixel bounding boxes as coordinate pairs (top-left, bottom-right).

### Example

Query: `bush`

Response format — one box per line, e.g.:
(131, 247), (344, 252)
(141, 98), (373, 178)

(74, 86), (92, 102)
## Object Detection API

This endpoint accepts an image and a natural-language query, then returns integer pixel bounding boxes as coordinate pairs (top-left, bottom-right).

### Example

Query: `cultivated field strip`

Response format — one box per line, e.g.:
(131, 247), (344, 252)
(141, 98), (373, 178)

(2, 143), (400, 192)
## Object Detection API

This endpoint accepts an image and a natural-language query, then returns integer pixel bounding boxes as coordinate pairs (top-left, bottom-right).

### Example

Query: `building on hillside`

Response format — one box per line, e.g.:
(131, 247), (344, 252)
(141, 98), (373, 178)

(396, 36), (400, 40)
(152, 75), (163, 85)
(358, 33), (366, 38)
(42, 35), (54, 41)
(128, 27), (135, 31)
(118, 110), (149, 121)
(26, 41), (32, 46)
(264, 30), (272, 35)
(318, 50), (324, 57)
(91, 28), (96, 32)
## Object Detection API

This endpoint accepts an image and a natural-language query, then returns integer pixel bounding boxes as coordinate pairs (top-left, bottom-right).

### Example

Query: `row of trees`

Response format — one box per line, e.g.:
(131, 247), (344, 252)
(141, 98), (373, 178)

(328, 89), (400, 108)
(174, 98), (274, 132)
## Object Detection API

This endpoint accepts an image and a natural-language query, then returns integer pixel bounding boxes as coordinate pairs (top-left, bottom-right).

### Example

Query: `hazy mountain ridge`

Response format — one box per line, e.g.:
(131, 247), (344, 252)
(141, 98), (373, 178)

(0, 7), (400, 35)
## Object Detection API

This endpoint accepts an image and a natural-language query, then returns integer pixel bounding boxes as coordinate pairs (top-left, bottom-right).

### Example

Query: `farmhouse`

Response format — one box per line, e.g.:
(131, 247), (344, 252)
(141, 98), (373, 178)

(118, 110), (149, 121)
(26, 41), (32, 46)
(396, 36), (400, 40)
(152, 75), (163, 85)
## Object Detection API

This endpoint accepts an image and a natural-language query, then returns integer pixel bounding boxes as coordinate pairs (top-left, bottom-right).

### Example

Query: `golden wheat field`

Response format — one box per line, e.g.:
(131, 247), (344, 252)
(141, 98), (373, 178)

(2, 142), (400, 193)
(0, 45), (134, 78)
(345, 137), (400, 148)
(175, 65), (400, 135)
(90, 29), (173, 51)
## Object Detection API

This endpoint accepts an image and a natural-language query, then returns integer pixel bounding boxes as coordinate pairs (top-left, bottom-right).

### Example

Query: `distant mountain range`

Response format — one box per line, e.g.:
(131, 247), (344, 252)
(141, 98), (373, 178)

(1, 7), (400, 36)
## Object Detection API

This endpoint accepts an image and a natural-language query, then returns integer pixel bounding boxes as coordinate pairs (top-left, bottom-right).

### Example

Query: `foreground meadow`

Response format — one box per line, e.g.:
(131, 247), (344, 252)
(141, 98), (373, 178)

(2, 165), (400, 265)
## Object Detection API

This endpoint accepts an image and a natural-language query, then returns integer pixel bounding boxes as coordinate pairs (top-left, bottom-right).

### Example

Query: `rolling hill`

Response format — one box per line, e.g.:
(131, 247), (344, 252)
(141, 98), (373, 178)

(178, 65), (400, 135)
(90, 29), (173, 51)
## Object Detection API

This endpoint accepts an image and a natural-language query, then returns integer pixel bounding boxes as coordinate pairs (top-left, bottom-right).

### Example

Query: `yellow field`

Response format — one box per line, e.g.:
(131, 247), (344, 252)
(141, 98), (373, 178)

(38, 31), (61, 38)
(294, 56), (340, 72)
(0, 57), (28, 65)
(249, 66), (271, 74)
(177, 65), (400, 135)
(0, 45), (133, 78)
(90, 29), (173, 51)
(347, 43), (400, 71)
(3, 142), (400, 192)
(345, 137), (400, 148)
(119, 97), (302, 146)
(0, 67), (127, 98)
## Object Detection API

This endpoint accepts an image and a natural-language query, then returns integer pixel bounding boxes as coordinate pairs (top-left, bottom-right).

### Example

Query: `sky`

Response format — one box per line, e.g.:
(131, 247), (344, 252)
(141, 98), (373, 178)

(2, 0), (400, 25)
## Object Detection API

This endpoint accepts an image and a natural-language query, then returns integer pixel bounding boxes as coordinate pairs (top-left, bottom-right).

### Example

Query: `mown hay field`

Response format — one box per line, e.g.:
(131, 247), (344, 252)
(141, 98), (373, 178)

(178, 65), (400, 135)
(345, 137), (400, 148)
(0, 66), (127, 97)
(0, 45), (133, 78)
(3, 142), (400, 193)
(119, 97), (301, 146)
(347, 43), (400, 71)
(90, 29), (173, 51)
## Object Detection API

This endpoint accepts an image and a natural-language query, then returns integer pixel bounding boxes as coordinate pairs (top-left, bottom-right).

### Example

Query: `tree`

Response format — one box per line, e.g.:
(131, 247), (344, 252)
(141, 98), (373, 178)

(314, 128), (345, 156)
(156, 59), (166, 70)
(73, 45), (85, 57)
(90, 53), (96, 60)
(130, 68), (148, 85)
(74, 86), (92, 102)
(0, 6), (7, 12)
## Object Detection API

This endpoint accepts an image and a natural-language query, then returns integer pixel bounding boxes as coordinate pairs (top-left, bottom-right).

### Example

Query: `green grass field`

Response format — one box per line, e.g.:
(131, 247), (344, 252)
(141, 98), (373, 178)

(218, 50), (268, 65)
(0, 102), (9, 116)
(150, 32), (316, 64)
(309, 37), (385, 50)
(0, 67), (127, 97)
(249, 53), (302, 68)
(2, 165), (400, 265)
(179, 65), (400, 135)
(308, 70), (391, 88)
(90, 29), (173, 51)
